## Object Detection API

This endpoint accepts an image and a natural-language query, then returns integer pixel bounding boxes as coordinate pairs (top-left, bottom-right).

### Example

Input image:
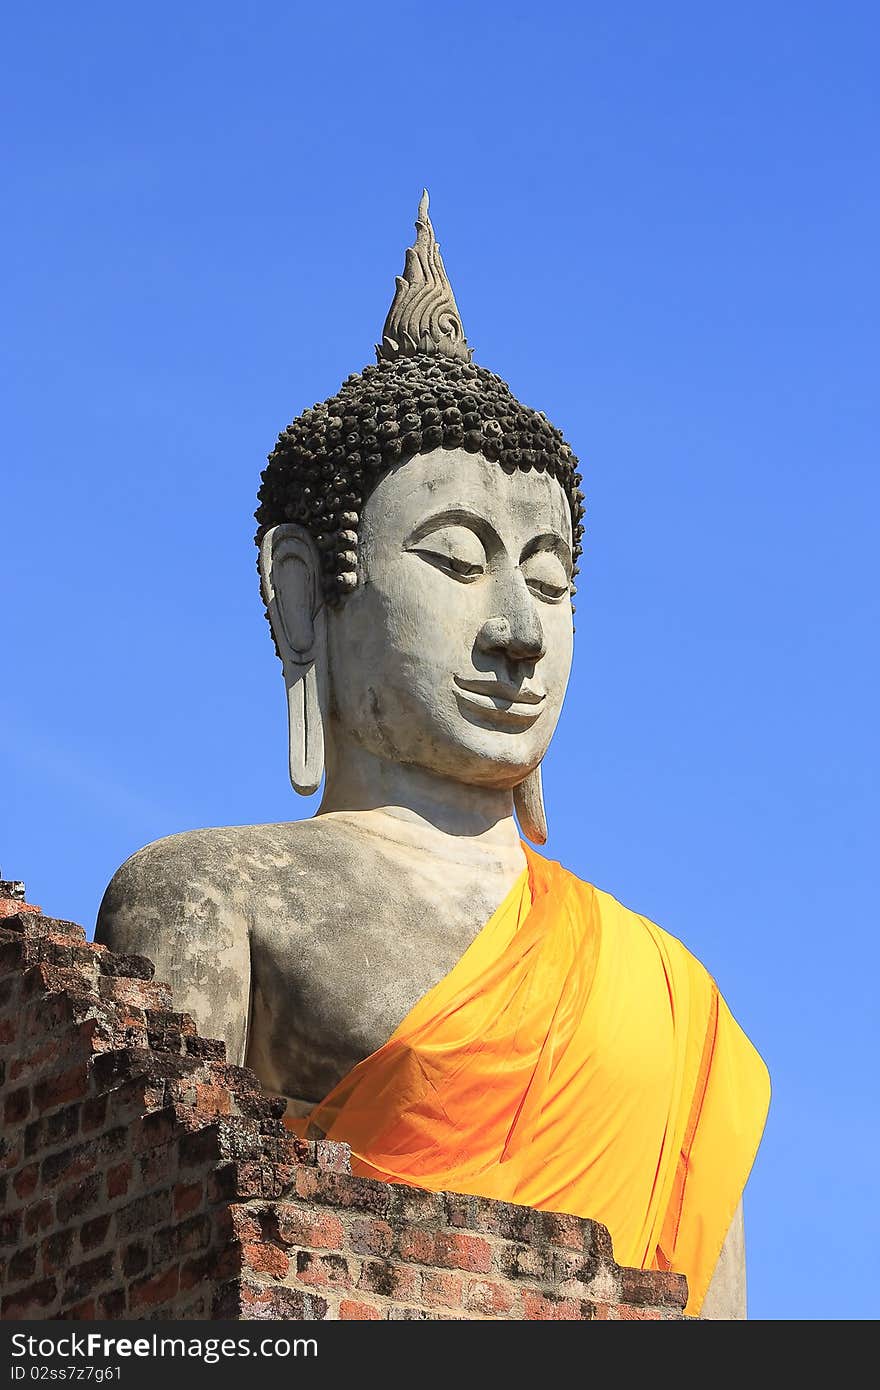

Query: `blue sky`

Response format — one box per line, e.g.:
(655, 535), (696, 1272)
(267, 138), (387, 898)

(2, 3), (878, 1319)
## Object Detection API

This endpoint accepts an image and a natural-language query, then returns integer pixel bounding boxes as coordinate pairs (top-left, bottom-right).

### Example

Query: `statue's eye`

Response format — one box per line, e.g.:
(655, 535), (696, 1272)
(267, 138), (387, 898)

(520, 549), (570, 602)
(408, 525), (487, 581)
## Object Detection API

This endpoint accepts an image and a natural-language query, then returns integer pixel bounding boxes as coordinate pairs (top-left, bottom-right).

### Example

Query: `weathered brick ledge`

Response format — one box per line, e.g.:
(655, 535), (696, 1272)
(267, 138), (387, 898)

(0, 892), (688, 1320)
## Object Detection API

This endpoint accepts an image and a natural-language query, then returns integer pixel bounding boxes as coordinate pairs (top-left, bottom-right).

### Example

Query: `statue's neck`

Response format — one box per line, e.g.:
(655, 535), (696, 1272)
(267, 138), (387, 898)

(317, 733), (525, 867)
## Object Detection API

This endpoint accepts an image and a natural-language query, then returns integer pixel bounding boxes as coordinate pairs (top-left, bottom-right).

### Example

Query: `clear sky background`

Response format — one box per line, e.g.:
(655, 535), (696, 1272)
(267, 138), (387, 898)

(2, 3), (877, 1319)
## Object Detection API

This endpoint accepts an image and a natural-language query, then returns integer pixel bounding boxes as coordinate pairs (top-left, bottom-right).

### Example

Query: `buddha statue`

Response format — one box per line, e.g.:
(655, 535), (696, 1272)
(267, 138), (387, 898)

(96, 193), (769, 1320)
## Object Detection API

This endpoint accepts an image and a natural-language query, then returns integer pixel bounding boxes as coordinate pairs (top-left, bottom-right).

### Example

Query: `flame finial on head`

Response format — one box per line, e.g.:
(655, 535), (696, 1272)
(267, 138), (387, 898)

(376, 191), (473, 363)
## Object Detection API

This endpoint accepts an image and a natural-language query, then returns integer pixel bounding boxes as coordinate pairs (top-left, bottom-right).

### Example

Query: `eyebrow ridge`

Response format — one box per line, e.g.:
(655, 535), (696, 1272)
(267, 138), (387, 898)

(404, 507), (498, 549)
(520, 531), (573, 570)
(404, 510), (572, 567)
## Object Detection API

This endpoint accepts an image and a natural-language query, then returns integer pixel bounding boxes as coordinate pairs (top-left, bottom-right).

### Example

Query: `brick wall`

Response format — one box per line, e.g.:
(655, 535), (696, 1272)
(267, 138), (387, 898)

(0, 894), (688, 1321)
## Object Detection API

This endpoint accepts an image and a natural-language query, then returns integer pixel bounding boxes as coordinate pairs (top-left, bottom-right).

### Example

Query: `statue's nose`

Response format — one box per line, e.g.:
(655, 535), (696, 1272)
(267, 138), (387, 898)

(476, 584), (546, 664)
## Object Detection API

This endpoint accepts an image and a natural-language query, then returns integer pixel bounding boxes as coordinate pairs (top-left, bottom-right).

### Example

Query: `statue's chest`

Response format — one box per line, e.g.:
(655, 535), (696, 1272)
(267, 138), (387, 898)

(246, 872), (506, 1105)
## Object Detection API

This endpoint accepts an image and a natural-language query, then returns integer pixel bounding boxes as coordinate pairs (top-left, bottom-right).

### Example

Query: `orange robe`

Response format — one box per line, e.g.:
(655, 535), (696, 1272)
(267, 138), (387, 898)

(295, 846), (770, 1316)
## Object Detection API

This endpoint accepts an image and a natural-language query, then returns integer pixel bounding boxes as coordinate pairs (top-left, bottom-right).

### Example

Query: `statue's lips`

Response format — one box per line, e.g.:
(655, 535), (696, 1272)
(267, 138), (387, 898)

(453, 677), (546, 726)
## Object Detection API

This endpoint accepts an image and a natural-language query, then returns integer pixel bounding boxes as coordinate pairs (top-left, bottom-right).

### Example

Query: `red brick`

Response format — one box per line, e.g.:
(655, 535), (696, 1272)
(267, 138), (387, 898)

(8, 1037), (61, 1083)
(356, 1259), (420, 1302)
(138, 1141), (177, 1188)
(80, 1214), (112, 1251)
(146, 1006), (195, 1037)
(397, 1186), (445, 1224)
(130, 1266), (180, 1310)
(33, 1064), (89, 1113)
(293, 1165), (394, 1215)
(21, 998), (78, 1046)
(522, 1292), (586, 1320)
(13, 1162), (39, 1199)
(613, 1305), (664, 1319)
(498, 1240), (548, 1279)
(97, 1290), (126, 1318)
(99, 975), (171, 1011)
(81, 1095), (108, 1132)
(151, 1214), (211, 1264)
(2, 1277), (57, 1318)
(99, 952), (154, 982)
(193, 1082), (232, 1117)
(216, 1281), (326, 1320)
(106, 1161), (132, 1199)
(314, 1140), (351, 1173)
(4, 1085), (30, 1124)
(8, 1244), (38, 1284)
(0, 1138), (21, 1171)
(209, 1159), (262, 1197)
(45, 1103), (81, 1146)
(222, 1206), (261, 1243)
(132, 1107), (176, 1153)
(56, 1172), (105, 1226)
(433, 1230), (493, 1273)
(184, 1035), (225, 1061)
(241, 1241), (289, 1278)
(339, 1298), (383, 1320)
(41, 1140), (97, 1188)
(24, 1199), (53, 1236)
(41, 1128), (125, 1184)
(446, 1193), (529, 1237)
(104, 1075), (164, 1123)
(178, 1125), (228, 1169)
(349, 1217), (394, 1257)
(42, 1229), (76, 1275)
(396, 1225), (436, 1264)
(115, 1188), (172, 1236)
(294, 1250), (352, 1288)
(63, 1252), (115, 1304)
(180, 1251), (224, 1292)
(174, 1180), (204, 1217)
(275, 1205), (345, 1250)
(420, 1269), (463, 1308)
(619, 1266), (688, 1309)
(122, 1243), (149, 1278)
(465, 1277), (515, 1315)
(0, 902), (39, 922)
(543, 1210), (599, 1252)
(0, 1211), (22, 1247)
(549, 1246), (598, 1284)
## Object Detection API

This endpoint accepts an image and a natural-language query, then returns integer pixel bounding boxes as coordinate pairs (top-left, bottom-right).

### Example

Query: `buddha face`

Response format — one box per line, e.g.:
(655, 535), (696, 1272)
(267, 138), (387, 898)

(326, 448), (574, 790)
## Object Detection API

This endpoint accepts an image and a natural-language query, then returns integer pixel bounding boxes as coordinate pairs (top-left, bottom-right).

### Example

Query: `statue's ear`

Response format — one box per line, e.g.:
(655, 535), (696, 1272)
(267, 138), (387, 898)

(514, 764), (548, 846)
(259, 525), (327, 796)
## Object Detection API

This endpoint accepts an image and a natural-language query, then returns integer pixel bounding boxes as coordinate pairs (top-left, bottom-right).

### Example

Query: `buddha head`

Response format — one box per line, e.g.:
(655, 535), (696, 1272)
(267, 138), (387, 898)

(255, 194), (585, 842)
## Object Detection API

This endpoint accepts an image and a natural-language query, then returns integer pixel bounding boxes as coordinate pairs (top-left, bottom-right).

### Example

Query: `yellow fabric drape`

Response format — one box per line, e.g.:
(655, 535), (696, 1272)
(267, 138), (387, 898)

(293, 846), (770, 1316)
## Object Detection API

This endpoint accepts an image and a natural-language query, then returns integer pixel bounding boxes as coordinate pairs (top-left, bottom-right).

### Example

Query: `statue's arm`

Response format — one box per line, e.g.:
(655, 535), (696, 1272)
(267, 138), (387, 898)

(95, 835), (252, 1067)
(699, 1200), (746, 1319)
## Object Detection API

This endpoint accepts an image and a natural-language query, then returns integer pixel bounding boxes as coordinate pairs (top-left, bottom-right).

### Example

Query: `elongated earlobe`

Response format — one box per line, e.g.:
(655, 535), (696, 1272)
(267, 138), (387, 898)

(259, 526), (328, 796)
(285, 658), (324, 796)
(514, 764), (548, 845)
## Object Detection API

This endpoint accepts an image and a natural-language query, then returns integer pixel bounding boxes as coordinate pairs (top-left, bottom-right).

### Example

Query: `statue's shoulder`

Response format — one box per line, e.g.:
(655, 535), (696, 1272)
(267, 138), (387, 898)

(95, 820), (328, 946)
(562, 867), (714, 984)
(99, 823), (265, 910)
